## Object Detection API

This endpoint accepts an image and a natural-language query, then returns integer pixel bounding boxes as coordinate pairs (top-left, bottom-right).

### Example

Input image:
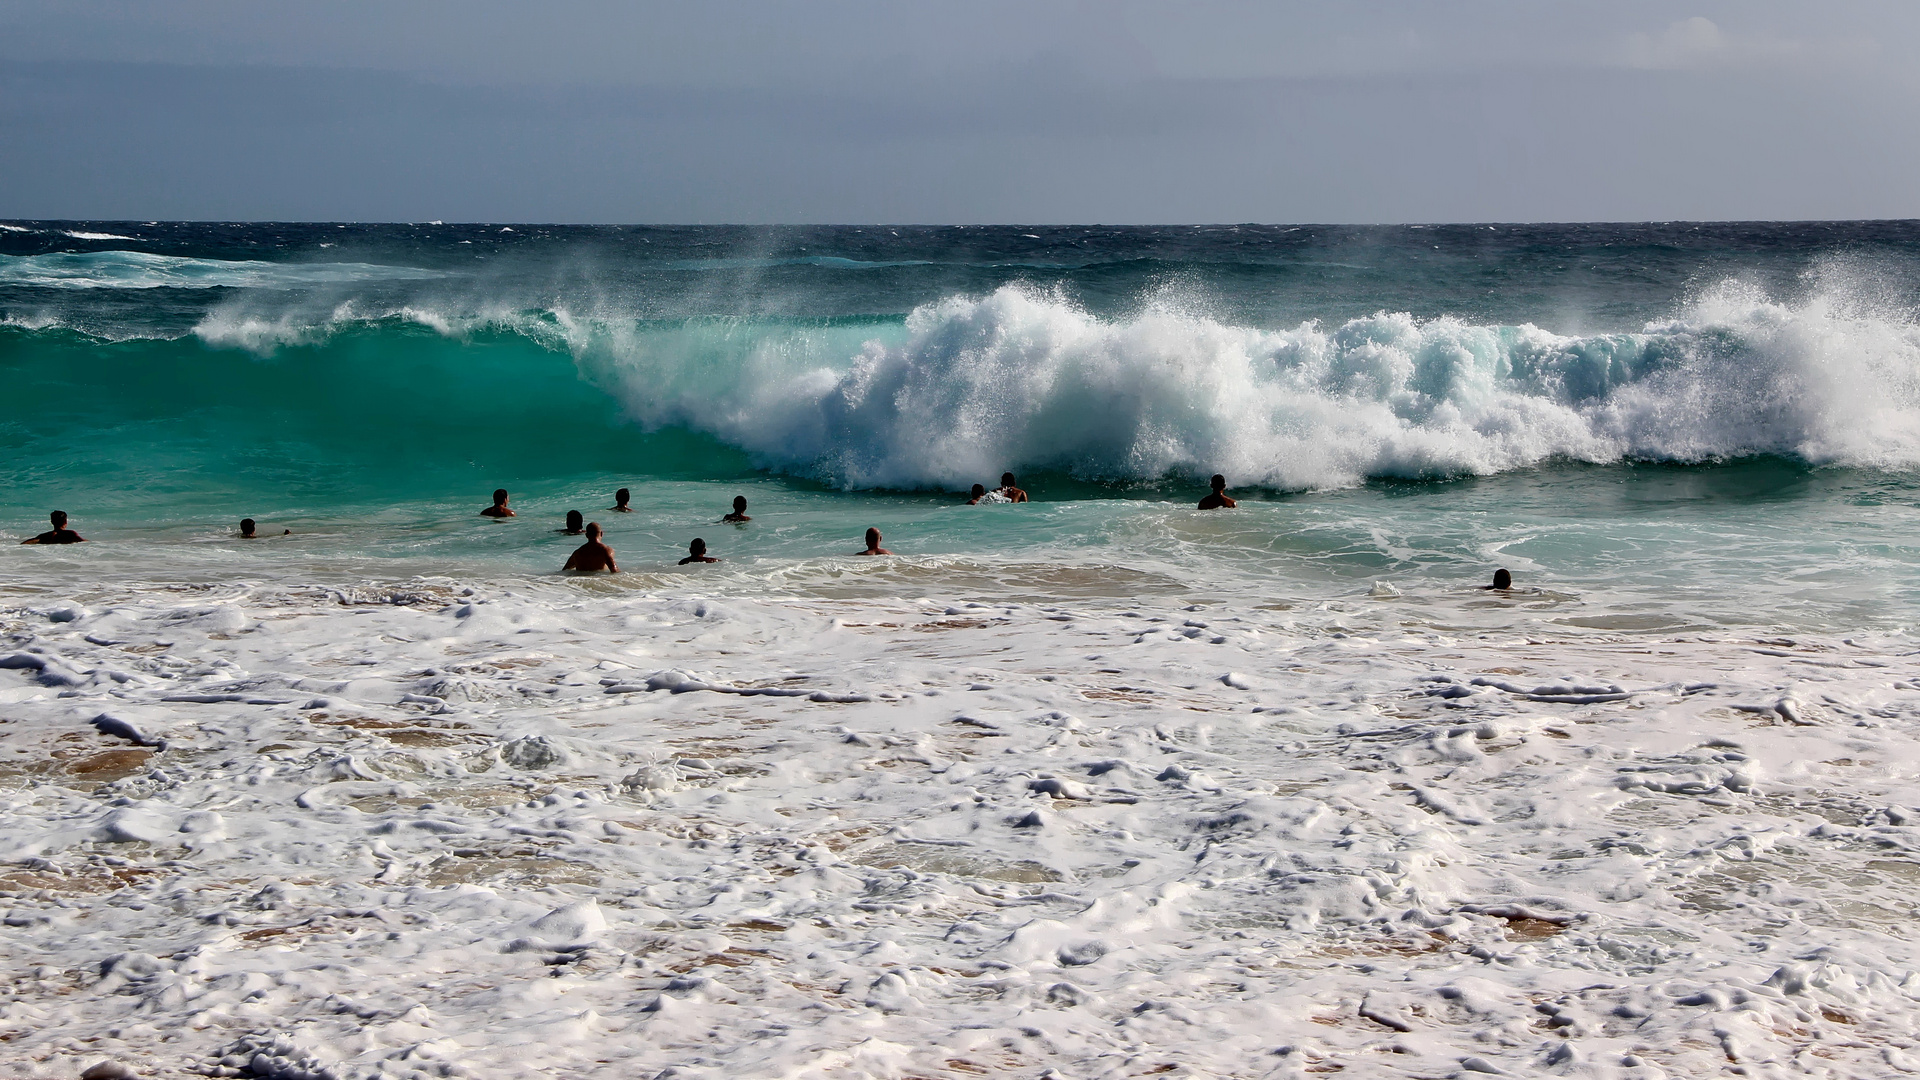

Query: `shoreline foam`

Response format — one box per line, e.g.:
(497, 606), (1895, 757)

(5, 580), (1919, 1077)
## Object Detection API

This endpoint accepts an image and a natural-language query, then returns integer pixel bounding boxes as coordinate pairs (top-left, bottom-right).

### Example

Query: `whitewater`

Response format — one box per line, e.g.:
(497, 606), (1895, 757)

(5, 221), (1920, 1078)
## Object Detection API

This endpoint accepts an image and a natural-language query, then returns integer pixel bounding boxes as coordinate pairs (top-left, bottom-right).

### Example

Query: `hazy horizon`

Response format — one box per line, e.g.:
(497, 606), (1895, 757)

(5, 1), (1919, 224)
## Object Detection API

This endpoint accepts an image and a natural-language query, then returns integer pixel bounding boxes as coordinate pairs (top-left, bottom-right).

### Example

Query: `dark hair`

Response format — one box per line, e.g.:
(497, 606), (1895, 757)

(615, 488), (630, 501)
(1492, 568), (1512, 589)
(240, 518), (256, 532)
(970, 484), (985, 497)
(865, 527), (881, 543)
(1001, 473), (1016, 485)
(565, 510), (583, 529)
(492, 488), (509, 502)
(733, 495), (747, 509)
(50, 510), (67, 526)
(1210, 474), (1226, 490)
(690, 537), (706, 555)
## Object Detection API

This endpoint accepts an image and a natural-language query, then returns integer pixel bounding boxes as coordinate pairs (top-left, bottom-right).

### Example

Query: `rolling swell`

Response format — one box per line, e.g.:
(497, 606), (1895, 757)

(5, 277), (1919, 503)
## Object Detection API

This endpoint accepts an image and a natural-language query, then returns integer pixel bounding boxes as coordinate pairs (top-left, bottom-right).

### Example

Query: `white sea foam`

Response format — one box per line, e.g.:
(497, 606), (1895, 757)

(560, 281), (1920, 488)
(61, 231), (139, 241)
(4, 575), (1920, 1077)
(0, 250), (446, 291)
(63, 272), (1920, 488)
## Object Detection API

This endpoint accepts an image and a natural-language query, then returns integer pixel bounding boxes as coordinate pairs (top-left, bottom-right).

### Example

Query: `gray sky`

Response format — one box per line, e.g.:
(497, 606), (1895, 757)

(3, 0), (1917, 223)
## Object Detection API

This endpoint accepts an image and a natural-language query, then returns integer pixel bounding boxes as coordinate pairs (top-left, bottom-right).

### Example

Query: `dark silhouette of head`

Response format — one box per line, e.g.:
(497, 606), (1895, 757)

(865, 527), (881, 546)
(615, 488), (630, 507)
(690, 538), (707, 556)
(1210, 474), (1227, 491)
(1492, 568), (1512, 589)
(585, 522), (602, 540)
(732, 495), (747, 512)
(50, 511), (67, 528)
(1001, 473), (1017, 487)
(970, 484), (985, 498)
(492, 488), (509, 506)
(240, 518), (257, 536)
(565, 510), (584, 531)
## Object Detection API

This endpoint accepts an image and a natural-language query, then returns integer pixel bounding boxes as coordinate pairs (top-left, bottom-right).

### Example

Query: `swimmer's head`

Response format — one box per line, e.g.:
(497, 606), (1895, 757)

(565, 510), (583, 531)
(1492, 568), (1512, 589)
(585, 522), (602, 539)
(1001, 473), (1017, 487)
(732, 495), (747, 512)
(690, 538), (707, 556)
(50, 511), (67, 528)
(240, 518), (257, 536)
(1210, 474), (1226, 491)
(492, 488), (509, 505)
(615, 488), (630, 506)
(970, 484), (985, 498)
(865, 527), (881, 546)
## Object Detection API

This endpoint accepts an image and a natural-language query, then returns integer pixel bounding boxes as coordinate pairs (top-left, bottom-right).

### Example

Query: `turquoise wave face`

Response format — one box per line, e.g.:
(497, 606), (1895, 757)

(0, 320), (763, 516)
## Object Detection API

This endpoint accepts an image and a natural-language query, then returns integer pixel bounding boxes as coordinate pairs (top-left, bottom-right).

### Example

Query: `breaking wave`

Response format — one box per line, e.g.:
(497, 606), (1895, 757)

(6, 279), (1920, 491)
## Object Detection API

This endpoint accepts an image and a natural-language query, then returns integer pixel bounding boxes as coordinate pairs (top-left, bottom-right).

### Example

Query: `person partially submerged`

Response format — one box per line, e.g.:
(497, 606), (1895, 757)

(679, 537), (720, 564)
(559, 510), (585, 535)
(996, 473), (1029, 502)
(855, 527), (892, 555)
(563, 522), (618, 572)
(480, 489), (515, 518)
(610, 488), (634, 513)
(722, 496), (751, 523)
(239, 518), (290, 538)
(1484, 568), (1513, 590)
(1197, 474), (1237, 510)
(967, 483), (1009, 505)
(21, 511), (84, 545)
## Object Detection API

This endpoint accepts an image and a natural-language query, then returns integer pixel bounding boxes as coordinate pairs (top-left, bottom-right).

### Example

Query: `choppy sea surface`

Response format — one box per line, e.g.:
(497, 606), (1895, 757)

(5, 221), (1920, 1078)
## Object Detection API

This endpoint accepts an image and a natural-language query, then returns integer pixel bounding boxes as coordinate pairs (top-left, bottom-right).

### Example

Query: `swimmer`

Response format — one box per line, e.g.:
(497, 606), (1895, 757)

(480, 489), (515, 518)
(1484, 568), (1512, 590)
(721, 496), (751, 523)
(679, 537), (720, 564)
(1197, 474), (1237, 510)
(563, 522), (618, 572)
(967, 484), (987, 505)
(20, 510), (84, 545)
(559, 510), (585, 535)
(238, 518), (289, 538)
(996, 473), (1029, 502)
(855, 527), (892, 555)
(610, 488), (634, 512)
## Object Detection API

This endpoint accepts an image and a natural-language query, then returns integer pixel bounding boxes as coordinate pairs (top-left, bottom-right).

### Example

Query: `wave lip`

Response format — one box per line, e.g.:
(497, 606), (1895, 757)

(0, 250), (447, 290)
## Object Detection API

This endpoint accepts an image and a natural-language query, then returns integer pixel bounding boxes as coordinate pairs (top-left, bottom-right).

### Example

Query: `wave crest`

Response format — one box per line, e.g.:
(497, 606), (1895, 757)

(570, 282), (1920, 488)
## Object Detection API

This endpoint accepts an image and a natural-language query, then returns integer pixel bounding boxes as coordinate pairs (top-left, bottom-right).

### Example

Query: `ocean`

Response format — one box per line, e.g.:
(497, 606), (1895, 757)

(5, 221), (1920, 1078)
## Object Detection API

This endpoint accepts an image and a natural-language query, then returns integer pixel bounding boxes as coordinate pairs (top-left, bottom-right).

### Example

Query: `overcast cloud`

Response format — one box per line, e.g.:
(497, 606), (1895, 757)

(2, 0), (1916, 223)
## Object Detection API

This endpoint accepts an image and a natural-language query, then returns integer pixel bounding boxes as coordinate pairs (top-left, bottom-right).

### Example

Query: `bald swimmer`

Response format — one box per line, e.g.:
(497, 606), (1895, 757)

(563, 522), (618, 572)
